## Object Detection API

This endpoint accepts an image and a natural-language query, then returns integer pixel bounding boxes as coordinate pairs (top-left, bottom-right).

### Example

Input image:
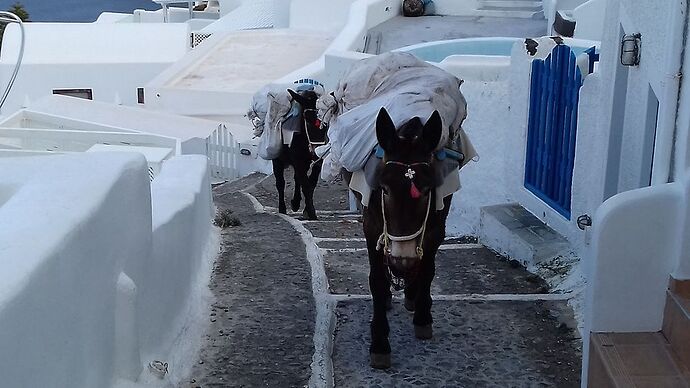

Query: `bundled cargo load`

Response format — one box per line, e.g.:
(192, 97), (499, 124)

(316, 51), (476, 181)
(248, 82), (324, 160)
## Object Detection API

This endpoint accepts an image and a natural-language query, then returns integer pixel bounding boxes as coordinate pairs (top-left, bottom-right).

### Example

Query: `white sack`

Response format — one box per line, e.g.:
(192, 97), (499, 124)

(317, 52), (476, 179)
(250, 82), (325, 160)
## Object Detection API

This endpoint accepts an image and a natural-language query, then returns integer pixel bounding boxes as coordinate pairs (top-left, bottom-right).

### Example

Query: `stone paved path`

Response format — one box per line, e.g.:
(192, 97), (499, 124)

(188, 170), (581, 387)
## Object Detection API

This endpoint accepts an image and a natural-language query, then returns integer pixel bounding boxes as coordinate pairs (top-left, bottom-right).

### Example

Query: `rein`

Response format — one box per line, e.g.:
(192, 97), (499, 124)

(302, 108), (326, 153)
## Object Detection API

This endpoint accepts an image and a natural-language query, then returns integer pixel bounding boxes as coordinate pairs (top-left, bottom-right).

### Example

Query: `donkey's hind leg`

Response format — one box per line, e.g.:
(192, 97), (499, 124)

(291, 168), (302, 212)
(273, 159), (287, 214)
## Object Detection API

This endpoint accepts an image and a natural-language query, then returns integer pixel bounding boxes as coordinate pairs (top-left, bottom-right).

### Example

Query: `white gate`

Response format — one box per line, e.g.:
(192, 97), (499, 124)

(207, 124), (237, 180)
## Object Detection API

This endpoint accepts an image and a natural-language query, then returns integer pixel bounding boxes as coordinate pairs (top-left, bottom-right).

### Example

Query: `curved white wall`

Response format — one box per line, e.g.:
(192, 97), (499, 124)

(0, 153), (214, 387)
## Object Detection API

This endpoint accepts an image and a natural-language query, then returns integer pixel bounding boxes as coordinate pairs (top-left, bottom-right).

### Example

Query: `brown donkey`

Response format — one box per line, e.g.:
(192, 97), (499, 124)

(363, 108), (452, 369)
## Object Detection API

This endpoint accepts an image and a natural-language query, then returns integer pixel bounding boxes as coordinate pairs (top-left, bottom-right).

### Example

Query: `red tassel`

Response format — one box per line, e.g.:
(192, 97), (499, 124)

(410, 182), (421, 199)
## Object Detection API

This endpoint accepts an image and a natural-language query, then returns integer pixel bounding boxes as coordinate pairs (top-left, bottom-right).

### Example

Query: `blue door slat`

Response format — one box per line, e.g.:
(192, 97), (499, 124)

(526, 61), (541, 184)
(524, 44), (584, 220)
(535, 59), (549, 188)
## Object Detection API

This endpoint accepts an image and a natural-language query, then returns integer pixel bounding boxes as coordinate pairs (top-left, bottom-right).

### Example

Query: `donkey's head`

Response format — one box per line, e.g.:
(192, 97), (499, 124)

(288, 89), (326, 144)
(376, 108), (442, 279)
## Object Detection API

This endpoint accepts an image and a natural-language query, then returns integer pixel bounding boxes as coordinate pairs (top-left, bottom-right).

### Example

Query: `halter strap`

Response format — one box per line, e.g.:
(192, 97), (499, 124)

(376, 189), (432, 258)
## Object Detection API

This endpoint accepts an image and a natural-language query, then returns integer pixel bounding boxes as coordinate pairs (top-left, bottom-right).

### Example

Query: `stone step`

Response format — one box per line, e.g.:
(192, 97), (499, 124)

(663, 278), (690, 370)
(481, 0), (543, 9)
(475, 7), (545, 19)
(588, 332), (690, 387)
(479, 203), (570, 268)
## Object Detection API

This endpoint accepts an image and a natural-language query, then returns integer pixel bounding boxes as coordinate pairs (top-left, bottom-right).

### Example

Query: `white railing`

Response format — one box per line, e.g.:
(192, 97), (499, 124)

(0, 128), (177, 153)
(190, 31), (213, 48)
(206, 124), (237, 180)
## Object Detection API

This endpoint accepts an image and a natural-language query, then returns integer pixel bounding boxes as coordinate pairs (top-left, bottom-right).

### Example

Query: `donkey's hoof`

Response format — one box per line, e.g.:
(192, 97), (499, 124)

(290, 199), (301, 212)
(370, 353), (391, 369)
(414, 324), (433, 340)
(404, 298), (415, 312)
(303, 210), (317, 220)
(278, 205), (287, 214)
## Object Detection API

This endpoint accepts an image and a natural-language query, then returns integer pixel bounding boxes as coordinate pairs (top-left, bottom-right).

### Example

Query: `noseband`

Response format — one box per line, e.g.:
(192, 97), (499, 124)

(376, 161), (433, 259)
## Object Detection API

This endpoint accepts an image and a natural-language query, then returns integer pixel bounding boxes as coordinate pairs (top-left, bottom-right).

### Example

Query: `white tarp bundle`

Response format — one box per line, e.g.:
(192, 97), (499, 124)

(316, 51), (476, 180)
(248, 84), (293, 160)
(248, 82), (325, 160)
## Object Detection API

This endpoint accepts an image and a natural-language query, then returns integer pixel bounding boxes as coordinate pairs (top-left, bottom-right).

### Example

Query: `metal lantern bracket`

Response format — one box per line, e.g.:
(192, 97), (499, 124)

(621, 33), (642, 66)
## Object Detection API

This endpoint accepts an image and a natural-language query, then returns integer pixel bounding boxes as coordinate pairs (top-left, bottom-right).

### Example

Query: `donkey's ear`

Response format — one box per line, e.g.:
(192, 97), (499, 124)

(376, 108), (397, 152)
(421, 110), (443, 153)
(287, 89), (305, 105)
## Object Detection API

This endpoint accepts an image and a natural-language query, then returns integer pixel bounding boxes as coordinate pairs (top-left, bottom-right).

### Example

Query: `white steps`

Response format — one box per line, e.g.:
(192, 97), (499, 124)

(476, 0), (544, 19)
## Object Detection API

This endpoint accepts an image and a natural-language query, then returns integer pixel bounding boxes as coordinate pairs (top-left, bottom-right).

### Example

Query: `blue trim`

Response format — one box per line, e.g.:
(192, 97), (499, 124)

(374, 144), (463, 163)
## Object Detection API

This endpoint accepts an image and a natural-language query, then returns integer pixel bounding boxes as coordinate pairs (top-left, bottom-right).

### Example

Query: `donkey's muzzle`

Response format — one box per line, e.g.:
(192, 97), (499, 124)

(387, 255), (421, 281)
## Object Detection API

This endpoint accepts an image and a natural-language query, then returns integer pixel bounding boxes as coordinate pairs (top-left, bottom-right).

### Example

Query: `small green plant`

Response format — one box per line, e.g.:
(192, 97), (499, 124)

(8, 3), (29, 21)
(214, 209), (241, 228)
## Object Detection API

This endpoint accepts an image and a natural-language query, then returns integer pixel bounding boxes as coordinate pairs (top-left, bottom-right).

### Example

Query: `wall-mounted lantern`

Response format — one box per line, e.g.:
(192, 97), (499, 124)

(621, 33), (641, 66)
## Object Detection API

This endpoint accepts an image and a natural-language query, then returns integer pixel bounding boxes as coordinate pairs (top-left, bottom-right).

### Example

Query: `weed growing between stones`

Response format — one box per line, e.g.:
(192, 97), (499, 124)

(214, 209), (241, 228)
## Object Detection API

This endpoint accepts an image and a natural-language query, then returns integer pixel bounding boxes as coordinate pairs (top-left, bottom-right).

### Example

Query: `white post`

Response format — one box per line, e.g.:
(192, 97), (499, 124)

(672, 171), (690, 280)
(348, 190), (358, 212)
(163, 4), (169, 22)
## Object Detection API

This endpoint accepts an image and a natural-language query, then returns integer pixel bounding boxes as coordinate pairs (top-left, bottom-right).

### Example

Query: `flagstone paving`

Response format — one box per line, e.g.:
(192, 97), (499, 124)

(189, 169), (581, 387)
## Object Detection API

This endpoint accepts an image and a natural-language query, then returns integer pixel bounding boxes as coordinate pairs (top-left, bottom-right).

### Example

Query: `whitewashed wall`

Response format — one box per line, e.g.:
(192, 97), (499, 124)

(572, 0), (607, 41)
(0, 153), (214, 387)
(0, 23), (189, 115)
(581, 170), (690, 385)
(615, 0), (684, 187)
(429, 0), (480, 16)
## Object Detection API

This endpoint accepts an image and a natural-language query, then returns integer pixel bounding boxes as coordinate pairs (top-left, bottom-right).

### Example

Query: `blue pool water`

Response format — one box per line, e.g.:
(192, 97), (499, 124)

(397, 37), (594, 63)
(397, 38), (520, 62)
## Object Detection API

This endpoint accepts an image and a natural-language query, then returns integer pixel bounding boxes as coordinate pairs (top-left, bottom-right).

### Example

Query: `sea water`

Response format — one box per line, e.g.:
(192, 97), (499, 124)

(0, 0), (160, 22)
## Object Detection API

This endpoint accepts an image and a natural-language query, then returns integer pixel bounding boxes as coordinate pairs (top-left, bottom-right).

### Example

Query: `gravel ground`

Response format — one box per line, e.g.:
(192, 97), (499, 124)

(186, 187), (315, 387)
(323, 247), (550, 296)
(246, 168), (351, 214)
(333, 300), (581, 387)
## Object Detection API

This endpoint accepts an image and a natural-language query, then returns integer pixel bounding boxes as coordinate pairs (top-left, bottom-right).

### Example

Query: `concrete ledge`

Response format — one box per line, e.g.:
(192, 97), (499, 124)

(479, 203), (570, 267)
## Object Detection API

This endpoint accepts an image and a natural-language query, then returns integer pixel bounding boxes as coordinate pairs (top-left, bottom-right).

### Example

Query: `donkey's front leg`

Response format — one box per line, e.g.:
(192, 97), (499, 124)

(273, 159), (287, 214)
(296, 162), (317, 220)
(369, 250), (392, 369)
(413, 254), (436, 340)
(290, 168), (302, 212)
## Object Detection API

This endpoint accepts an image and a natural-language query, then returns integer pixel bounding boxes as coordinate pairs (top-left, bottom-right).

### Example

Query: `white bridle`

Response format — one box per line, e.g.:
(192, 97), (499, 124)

(376, 185), (432, 258)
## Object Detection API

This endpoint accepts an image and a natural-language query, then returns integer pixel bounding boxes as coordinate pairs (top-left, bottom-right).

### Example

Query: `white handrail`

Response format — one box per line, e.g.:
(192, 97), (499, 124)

(0, 12), (25, 111)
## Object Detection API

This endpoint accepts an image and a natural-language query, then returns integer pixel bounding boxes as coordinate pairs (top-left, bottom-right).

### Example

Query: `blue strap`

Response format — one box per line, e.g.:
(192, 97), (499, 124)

(374, 144), (464, 163)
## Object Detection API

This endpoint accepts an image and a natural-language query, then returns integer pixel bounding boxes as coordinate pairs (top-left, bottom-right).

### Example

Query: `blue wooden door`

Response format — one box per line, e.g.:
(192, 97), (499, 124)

(525, 44), (584, 219)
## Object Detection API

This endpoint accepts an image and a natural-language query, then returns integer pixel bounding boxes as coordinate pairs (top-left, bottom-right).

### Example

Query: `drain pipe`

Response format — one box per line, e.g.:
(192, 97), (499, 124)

(651, 1), (688, 185)
(672, 0), (690, 282)
(0, 12), (25, 113)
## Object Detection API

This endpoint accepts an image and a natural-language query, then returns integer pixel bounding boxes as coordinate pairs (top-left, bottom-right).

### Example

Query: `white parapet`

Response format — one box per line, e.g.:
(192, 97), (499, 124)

(0, 152), (216, 387)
